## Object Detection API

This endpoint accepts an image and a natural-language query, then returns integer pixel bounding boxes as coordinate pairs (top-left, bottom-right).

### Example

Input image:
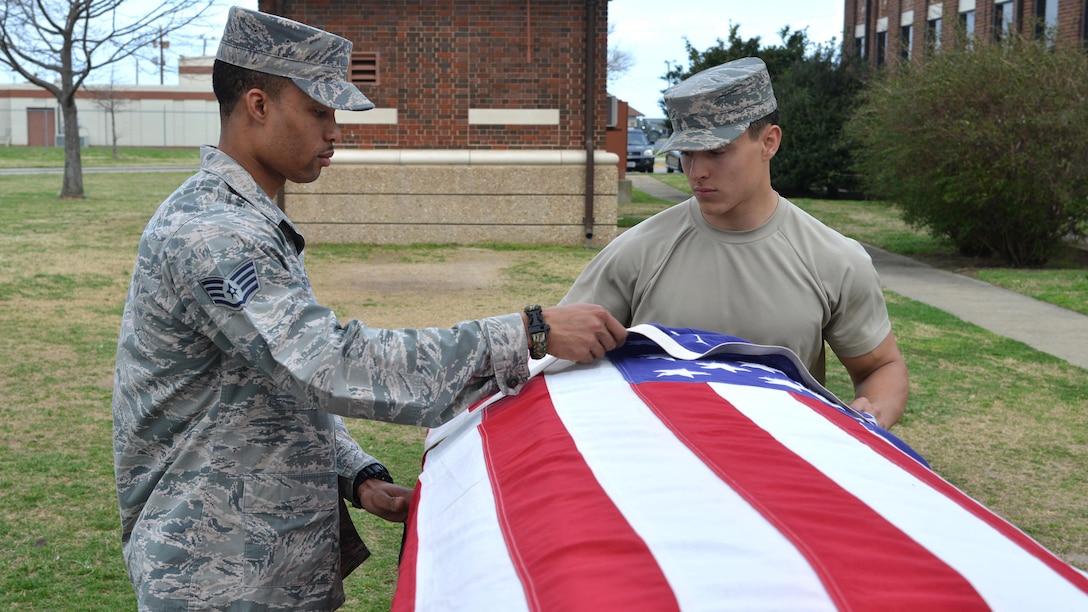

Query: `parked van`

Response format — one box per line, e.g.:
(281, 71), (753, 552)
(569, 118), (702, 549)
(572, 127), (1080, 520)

(632, 117), (671, 145)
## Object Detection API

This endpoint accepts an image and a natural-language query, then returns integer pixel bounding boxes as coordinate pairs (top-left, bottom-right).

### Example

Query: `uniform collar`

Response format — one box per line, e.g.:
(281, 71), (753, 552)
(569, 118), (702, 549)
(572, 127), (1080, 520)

(198, 145), (306, 254)
(687, 195), (787, 244)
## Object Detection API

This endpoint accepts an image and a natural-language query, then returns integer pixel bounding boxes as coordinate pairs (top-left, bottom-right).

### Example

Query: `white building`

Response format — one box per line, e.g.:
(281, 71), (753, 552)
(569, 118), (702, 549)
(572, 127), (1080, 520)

(0, 57), (218, 148)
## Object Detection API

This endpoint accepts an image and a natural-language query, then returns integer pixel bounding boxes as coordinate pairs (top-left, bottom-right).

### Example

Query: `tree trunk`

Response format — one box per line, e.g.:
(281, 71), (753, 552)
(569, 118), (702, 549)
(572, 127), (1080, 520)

(110, 106), (119, 159)
(59, 98), (84, 199)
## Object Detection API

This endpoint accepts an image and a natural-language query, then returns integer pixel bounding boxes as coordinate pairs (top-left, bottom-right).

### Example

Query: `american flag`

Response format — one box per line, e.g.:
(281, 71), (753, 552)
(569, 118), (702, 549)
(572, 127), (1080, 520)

(393, 325), (1088, 611)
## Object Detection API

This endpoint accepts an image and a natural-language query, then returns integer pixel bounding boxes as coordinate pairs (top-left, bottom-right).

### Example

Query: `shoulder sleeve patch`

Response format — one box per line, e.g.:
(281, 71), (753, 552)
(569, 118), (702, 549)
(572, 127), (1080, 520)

(200, 260), (261, 309)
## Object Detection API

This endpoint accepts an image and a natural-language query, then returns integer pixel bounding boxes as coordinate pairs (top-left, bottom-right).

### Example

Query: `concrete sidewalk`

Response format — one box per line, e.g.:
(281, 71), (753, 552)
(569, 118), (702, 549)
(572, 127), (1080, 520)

(628, 174), (1088, 370)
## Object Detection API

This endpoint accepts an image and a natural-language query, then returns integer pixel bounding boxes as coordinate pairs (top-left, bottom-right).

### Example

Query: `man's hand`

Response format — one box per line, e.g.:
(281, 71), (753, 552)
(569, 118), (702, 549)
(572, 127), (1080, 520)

(536, 303), (627, 364)
(357, 479), (412, 523)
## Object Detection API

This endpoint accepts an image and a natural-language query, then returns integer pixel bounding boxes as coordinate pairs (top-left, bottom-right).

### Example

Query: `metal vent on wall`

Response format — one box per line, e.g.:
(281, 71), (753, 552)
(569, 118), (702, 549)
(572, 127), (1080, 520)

(350, 52), (379, 86)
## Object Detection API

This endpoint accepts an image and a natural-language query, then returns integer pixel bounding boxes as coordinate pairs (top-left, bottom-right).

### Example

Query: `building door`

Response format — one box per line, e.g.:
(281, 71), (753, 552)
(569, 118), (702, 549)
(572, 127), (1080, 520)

(27, 108), (56, 146)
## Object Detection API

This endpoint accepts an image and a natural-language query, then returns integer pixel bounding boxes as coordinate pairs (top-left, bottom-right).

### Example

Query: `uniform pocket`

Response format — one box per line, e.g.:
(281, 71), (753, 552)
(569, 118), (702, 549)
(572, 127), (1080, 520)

(242, 472), (338, 588)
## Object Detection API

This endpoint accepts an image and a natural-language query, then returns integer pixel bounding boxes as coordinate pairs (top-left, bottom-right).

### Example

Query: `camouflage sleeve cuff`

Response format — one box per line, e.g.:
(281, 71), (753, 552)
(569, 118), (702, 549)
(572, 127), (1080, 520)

(484, 313), (531, 395)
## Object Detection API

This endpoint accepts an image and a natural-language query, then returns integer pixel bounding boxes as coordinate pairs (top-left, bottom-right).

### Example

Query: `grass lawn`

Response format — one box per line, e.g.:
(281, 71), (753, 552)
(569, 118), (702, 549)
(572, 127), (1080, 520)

(0, 166), (1085, 609)
(0, 145), (200, 168)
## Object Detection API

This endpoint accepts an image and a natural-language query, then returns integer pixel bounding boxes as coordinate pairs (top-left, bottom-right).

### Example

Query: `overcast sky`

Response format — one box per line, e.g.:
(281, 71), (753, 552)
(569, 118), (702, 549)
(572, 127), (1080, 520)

(5, 0), (845, 117)
(607, 0), (846, 116)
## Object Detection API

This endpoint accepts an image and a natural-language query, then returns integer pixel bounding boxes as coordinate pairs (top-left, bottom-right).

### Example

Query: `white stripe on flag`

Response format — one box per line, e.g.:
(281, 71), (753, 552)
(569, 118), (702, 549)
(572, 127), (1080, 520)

(719, 381), (1088, 608)
(546, 359), (836, 611)
(414, 424), (529, 611)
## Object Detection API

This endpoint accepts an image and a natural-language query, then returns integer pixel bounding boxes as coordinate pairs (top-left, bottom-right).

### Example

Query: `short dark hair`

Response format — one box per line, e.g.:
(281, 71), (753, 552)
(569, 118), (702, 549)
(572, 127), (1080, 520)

(747, 109), (780, 140)
(212, 59), (290, 119)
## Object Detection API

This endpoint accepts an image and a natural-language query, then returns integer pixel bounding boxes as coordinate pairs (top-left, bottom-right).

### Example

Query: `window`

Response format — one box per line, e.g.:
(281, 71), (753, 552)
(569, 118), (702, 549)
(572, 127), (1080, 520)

(926, 18), (943, 51)
(876, 30), (888, 66)
(959, 10), (975, 48)
(1034, 0), (1059, 44)
(901, 24), (914, 59)
(349, 52), (379, 86)
(855, 35), (867, 59)
(993, 0), (1017, 42)
(1083, 0), (1088, 47)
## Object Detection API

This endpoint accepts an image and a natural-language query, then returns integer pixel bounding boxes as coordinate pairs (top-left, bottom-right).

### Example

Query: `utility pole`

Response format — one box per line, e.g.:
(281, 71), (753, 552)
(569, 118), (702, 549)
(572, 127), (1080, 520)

(200, 34), (217, 56)
(152, 28), (170, 85)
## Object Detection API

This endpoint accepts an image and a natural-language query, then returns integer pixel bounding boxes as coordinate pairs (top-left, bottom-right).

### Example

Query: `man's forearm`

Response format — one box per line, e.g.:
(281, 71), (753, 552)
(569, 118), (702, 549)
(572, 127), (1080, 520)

(852, 359), (910, 429)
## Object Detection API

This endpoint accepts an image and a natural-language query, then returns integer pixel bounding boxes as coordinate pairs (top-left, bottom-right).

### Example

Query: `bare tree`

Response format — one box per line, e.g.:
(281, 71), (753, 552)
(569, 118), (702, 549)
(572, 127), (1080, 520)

(86, 81), (130, 159)
(0, 0), (215, 198)
(607, 23), (633, 84)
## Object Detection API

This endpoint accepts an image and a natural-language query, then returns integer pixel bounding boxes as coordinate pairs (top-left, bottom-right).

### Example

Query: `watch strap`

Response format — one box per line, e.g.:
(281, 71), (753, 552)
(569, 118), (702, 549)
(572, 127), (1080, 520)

(524, 304), (550, 359)
(351, 463), (393, 508)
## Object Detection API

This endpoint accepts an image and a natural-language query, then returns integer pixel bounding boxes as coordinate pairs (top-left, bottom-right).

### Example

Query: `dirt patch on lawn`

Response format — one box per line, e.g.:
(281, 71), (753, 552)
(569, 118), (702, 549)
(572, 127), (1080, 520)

(317, 248), (512, 295)
(308, 247), (528, 328)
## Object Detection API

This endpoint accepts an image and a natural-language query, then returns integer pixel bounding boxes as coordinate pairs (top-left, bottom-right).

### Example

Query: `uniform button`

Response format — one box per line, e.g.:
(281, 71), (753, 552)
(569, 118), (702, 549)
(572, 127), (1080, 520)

(505, 376), (521, 389)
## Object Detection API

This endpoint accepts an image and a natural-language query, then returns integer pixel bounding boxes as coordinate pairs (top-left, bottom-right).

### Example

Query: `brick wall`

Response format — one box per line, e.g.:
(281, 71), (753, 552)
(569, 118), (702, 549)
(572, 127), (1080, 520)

(258, 0), (608, 150)
(846, 0), (1088, 64)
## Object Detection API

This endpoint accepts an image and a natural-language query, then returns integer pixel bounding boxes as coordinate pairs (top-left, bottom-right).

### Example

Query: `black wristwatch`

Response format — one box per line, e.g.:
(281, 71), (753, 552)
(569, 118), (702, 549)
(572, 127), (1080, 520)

(524, 304), (550, 359)
(352, 463), (393, 508)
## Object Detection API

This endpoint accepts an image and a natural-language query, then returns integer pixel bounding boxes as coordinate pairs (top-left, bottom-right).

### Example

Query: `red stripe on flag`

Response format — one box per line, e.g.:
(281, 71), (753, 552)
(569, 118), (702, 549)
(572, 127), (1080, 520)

(795, 392), (1088, 594)
(390, 481), (424, 612)
(479, 377), (680, 612)
(635, 381), (988, 610)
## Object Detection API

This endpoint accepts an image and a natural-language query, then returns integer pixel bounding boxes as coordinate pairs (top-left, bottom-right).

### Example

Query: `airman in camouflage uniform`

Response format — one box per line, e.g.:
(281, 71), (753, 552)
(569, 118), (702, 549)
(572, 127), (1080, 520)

(112, 7), (624, 610)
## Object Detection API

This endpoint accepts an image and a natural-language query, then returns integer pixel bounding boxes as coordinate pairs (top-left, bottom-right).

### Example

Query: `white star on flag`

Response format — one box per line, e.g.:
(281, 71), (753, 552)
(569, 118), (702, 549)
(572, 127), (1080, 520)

(761, 376), (809, 394)
(699, 362), (749, 374)
(738, 361), (782, 374)
(653, 368), (711, 379)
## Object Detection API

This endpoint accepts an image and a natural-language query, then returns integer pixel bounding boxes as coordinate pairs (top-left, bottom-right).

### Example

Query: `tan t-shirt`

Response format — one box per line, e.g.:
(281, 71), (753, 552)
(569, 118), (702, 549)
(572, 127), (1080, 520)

(561, 196), (891, 381)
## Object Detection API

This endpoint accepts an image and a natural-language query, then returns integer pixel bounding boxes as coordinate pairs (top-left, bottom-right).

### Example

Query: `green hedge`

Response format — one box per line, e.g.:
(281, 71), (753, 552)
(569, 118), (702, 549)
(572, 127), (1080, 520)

(848, 35), (1088, 266)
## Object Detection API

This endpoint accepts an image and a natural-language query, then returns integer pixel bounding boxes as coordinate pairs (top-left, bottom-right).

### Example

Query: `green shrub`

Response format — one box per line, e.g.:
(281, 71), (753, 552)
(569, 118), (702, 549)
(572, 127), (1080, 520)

(773, 44), (866, 198)
(847, 35), (1088, 266)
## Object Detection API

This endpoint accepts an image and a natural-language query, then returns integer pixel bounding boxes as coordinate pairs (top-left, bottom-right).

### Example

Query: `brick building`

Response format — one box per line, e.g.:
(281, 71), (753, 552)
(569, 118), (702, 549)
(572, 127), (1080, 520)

(257, 0), (608, 151)
(257, 0), (619, 246)
(845, 0), (1088, 66)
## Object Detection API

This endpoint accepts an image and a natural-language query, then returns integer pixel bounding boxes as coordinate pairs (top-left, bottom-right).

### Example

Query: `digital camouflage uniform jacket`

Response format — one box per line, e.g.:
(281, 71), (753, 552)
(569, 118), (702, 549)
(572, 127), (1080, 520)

(112, 146), (530, 610)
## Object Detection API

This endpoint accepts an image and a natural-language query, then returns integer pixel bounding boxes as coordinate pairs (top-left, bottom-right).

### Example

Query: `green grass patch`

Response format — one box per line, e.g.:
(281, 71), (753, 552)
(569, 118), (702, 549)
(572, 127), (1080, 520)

(975, 269), (1088, 316)
(653, 172), (691, 193)
(0, 146), (199, 168)
(618, 188), (677, 227)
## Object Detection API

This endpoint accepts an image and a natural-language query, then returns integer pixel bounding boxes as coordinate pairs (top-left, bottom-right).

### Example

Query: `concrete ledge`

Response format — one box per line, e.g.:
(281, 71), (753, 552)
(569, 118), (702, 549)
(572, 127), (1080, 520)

(285, 149), (619, 247)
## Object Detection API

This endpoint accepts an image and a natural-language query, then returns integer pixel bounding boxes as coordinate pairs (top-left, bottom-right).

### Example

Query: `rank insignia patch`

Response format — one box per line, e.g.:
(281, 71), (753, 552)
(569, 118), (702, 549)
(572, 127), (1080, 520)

(200, 260), (260, 309)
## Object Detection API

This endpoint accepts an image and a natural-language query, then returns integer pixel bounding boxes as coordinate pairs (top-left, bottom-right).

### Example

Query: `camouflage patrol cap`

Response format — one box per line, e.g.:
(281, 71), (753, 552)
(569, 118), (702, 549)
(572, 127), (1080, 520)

(215, 6), (374, 111)
(658, 57), (777, 152)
